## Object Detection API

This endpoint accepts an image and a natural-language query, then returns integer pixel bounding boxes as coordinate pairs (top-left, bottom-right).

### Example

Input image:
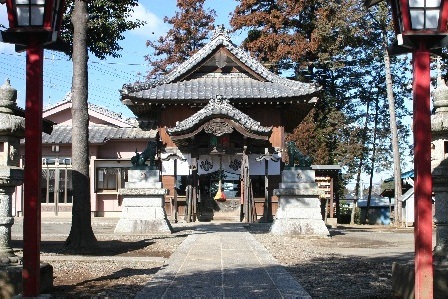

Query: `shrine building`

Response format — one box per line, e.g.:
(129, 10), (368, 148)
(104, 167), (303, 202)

(120, 27), (340, 222)
(11, 27), (340, 222)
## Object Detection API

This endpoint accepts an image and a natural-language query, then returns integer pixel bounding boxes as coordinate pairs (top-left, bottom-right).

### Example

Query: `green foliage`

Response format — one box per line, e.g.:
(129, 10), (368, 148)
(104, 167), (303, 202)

(231, 0), (412, 184)
(60, 0), (145, 59)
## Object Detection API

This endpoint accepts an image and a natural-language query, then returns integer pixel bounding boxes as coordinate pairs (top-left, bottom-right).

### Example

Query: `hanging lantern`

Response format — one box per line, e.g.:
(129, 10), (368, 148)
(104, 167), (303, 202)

(0, 0), (66, 46)
(365, 0), (448, 53)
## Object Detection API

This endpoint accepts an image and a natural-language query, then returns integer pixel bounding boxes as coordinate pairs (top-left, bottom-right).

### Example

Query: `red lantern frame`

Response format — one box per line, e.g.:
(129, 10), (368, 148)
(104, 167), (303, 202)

(0, 0), (65, 296)
(366, 0), (448, 52)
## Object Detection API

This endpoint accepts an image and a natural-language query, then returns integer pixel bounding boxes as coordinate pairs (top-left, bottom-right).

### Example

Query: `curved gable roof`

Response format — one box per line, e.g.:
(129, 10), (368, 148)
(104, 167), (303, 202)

(121, 27), (320, 101)
(166, 96), (272, 140)
(161, 27), (316, 89)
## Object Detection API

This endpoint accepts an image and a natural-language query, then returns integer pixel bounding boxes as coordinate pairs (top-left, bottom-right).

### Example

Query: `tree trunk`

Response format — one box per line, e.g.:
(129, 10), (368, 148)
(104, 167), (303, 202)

(365, 96), (380, 224)
(351, 169), (361, 225)
(384, 48), (402, 227)
(350, 100), (371, 225)
(65, 0), (97, 250)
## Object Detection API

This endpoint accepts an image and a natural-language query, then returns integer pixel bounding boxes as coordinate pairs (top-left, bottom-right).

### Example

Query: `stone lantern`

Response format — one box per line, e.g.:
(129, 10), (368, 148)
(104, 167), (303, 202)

(430, 72), (448, 296)
(432, 75), (448, 267)
(0, 79), (25, 264)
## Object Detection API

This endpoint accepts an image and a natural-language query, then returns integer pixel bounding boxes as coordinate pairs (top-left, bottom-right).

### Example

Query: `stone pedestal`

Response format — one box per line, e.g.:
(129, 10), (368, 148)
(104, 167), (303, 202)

(114, 168), (172, 234)
(0, 263), (53, 298)
(392, 263), (448, 298)
(0, 80), (25, 263)
(0, 186), (22, 262)
(427, 77), (448, 297)
(270, 168), (329, 236)
(0, 80), (53, 297)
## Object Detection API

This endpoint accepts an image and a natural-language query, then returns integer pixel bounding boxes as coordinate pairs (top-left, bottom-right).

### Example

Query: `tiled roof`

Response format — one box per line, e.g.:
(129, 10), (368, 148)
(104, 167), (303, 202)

(383, 169), (414, 182)
(166, 96), (272, 136)
(124, 74), (318, 101)
(121, 26), (320, 101)
(42, 125), (157, 144)
(44, 92), (137, 127)
(12, 106), (54, 135)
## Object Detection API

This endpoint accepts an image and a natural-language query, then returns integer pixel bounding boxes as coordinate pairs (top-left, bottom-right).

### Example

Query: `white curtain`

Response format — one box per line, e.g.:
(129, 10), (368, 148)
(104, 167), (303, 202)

(249, 153), (281, 175)
(161, 153), (191, 175)
(198, 155), (241, 175)
(197, 153), (281, 176)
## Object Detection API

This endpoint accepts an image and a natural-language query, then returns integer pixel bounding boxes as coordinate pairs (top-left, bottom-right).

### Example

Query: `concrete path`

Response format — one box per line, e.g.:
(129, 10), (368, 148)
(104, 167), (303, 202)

(136, 223), (310, 298)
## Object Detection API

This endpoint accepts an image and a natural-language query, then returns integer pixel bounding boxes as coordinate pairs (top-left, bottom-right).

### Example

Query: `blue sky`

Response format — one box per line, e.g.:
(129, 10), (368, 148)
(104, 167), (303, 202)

(0, 1), (241, 118)
(0, 1), (411, 185)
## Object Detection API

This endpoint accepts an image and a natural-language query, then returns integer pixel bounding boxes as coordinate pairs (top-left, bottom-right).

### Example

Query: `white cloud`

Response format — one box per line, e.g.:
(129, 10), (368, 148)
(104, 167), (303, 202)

(128, 3), (168, 39)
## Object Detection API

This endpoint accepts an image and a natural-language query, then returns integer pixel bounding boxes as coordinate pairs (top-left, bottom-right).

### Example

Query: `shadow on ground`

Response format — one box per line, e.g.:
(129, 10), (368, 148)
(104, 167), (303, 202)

(11, 238), (177, 257)
(46, 254), (405, 298)
(50, 266), (162, 298)
(285, 255), (404, 298)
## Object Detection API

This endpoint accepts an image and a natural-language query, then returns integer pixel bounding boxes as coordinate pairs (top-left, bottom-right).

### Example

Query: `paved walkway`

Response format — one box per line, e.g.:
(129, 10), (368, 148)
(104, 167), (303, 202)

(136, 223), (311, 298)
(12, 218), (311, 297)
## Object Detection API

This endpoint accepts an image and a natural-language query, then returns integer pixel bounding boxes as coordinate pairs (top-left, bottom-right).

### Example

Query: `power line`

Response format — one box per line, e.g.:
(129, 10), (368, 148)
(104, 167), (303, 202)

(0, 50), (145, 115)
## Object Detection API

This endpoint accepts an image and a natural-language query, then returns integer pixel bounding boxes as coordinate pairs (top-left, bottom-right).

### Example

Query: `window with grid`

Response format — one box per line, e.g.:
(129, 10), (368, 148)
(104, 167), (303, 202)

(97, 167), (129, 191)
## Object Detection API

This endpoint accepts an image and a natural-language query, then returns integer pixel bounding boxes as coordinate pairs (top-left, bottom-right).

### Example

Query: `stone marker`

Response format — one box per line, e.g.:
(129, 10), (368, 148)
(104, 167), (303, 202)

(114, 166), (172, 234)
(270, 167), (329, 236)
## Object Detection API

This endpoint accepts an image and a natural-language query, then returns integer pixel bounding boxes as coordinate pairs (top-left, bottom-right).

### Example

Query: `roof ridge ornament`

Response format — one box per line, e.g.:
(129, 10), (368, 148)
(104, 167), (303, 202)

(210, 94), (226, 105)
(211, 25), (231, 42)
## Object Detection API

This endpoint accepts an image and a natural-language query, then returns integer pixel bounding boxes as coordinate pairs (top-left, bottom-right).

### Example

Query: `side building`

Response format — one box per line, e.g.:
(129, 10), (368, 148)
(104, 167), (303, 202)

(14, 94), (157, 217)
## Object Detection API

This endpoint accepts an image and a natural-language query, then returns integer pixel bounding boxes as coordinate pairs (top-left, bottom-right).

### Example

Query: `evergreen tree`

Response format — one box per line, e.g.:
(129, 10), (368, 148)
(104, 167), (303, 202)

(145, 0), (216, 78)
(231, 0), (411, 188)
(231, 0), (369, 167)
(61, 0), (144, 251)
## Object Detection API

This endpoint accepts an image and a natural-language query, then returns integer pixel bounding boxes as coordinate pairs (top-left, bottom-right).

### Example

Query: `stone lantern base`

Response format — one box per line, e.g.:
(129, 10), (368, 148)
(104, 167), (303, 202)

(0, 263), (53, 298)
(270, 168), (329, 236)
(114, 191), (172, 234)
(114, 168), (172, 234)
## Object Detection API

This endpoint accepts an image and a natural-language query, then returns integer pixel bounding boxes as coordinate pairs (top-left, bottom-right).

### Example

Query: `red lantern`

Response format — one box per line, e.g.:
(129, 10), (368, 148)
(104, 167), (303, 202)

(1, 0), (65, 45)
(366, 0), (448, 52)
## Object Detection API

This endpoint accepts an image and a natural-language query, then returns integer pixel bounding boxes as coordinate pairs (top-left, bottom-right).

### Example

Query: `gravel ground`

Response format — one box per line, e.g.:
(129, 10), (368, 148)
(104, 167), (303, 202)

(10, 220), (415, 298)
(43, 233), (189, 298)
(247, 224), (413, 299)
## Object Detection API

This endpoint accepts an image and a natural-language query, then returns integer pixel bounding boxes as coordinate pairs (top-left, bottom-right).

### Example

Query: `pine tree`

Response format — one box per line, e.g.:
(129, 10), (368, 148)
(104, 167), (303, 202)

(231, 0), (370, 166)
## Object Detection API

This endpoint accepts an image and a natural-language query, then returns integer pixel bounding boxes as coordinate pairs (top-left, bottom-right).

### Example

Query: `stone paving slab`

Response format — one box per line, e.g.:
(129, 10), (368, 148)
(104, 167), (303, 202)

(136, 224), (310, 298)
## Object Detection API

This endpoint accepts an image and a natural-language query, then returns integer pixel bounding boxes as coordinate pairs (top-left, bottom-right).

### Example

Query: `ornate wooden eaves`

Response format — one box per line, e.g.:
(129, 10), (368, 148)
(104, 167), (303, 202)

(166, 96), (272, 141)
